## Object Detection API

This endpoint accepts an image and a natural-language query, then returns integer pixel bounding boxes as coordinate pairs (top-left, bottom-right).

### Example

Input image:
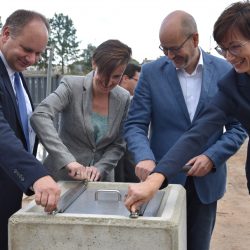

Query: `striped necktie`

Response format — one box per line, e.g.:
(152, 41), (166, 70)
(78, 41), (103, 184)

(14, 72), (30, 152)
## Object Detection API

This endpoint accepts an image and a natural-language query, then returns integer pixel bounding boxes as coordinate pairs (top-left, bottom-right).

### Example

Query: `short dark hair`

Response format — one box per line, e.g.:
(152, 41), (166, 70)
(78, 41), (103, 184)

(123, 63), (141, 78)
(92, 39), (132, 81)
(213, 1), (250, 44)
(3, 9), (50, 37)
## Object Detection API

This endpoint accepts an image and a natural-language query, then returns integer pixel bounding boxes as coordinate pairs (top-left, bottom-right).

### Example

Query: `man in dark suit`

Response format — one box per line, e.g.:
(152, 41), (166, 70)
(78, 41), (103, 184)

(124, 10), (247, 250)
(0, 10), (61, 250)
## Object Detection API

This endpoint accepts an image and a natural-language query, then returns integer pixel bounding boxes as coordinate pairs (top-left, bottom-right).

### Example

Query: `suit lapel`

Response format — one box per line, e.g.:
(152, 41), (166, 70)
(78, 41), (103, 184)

(237, 73), (250, 101)
(107, 88), (121, 135)
(0, 58), (23, 124)
(81, 72), (96, 147)
(165, 63), (190, 122)
(193, 52), (213, 121)
(0, 58), (18, 109)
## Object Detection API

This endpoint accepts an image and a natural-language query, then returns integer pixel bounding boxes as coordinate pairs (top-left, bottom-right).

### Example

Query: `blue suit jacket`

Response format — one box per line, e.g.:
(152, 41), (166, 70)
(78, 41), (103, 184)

(124, 51), (247, 204)
(0, 57), (48, 246)
(154, 69), (250, 193)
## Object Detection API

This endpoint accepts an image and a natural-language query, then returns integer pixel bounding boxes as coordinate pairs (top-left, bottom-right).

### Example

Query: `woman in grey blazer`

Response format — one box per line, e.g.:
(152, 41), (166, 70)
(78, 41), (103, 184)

(31, 40), (131, 182)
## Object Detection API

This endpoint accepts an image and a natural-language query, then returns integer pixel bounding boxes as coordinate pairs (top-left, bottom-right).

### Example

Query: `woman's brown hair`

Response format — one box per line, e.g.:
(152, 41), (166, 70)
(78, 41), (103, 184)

(92, 39), (132, 81)
(213, 1), (250, 44)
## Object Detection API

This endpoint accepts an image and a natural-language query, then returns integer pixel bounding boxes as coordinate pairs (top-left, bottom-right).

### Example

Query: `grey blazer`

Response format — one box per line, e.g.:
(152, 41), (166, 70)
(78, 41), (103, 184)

(31, 71), (130, 181)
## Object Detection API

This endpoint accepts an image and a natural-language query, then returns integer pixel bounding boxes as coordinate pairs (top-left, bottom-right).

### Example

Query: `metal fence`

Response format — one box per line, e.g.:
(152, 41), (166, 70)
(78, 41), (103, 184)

(24, 75), (62, 161)
(24, 75), (61, 108)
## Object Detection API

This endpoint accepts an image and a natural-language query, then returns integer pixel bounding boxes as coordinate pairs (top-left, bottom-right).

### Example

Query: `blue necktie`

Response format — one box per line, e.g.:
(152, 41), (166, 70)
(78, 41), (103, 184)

(14, 72), (30, 152)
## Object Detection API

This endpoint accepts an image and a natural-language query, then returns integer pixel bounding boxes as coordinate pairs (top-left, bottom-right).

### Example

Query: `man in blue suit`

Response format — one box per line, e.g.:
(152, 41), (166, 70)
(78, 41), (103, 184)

(124, 10), (246, 250)
(0, 10), (61, 250)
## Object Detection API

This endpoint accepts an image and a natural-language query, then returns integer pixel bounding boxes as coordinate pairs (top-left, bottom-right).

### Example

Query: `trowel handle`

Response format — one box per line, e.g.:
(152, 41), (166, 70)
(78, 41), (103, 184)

(182, 165), (192, 173)
(129, 201), (149, 219)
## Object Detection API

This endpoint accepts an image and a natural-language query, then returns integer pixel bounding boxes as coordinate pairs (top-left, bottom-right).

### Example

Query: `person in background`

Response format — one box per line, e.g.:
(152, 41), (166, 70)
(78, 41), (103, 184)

(119, 63), (141, 96)
(31, 39), (131, 182)
(0, 10), (61, 250)
(124, 9), (247, 250)
(115, 63), (141, 182)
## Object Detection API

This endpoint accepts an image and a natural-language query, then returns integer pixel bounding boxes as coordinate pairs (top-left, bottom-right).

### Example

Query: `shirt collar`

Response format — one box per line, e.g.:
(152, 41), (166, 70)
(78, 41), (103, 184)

(196, 47), (204, 71)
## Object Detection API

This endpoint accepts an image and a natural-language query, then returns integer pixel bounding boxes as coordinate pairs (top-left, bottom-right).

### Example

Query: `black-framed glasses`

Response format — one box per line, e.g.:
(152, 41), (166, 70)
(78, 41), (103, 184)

(159, 34), (193, 55)
(215, 40), (250, 57)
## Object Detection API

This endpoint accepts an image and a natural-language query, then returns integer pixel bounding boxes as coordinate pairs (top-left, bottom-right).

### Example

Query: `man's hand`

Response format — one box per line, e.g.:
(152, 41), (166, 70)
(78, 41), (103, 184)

(33, 176), (61, 213)
(124, 173), (165, 212)
(186, 154), (214, 176)
(66, 162), (87, 180)
(135, 160), (156, 181)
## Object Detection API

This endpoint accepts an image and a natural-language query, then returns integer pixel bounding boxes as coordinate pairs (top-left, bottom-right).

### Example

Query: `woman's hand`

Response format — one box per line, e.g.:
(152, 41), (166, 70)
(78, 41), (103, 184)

(85, 166), (101, 181)
(66, 162), (87, 180)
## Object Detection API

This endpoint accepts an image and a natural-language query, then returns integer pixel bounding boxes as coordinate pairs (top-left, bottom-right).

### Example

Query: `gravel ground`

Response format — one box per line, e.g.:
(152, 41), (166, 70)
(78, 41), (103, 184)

(211, 140), (250, 250)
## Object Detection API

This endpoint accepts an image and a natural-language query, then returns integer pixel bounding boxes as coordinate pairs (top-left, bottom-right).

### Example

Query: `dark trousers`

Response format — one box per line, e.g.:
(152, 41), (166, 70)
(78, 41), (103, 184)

(0, 179), (23, 250)
(185, 177), (217, 250)
(115, 150), (139, 183)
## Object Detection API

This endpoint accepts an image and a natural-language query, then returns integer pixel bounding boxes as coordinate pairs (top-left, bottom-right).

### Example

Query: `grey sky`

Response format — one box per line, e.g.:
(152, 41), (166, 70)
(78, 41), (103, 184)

(1, 0), (237, 63)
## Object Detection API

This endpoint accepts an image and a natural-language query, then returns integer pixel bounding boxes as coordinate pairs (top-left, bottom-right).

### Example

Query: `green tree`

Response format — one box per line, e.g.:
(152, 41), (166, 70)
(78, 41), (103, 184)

(0, 18), (2, 29)
(82, 43), (96, 73)
(49, 13), (81, 74)
(68, 43), (96, 75)
(130, 58), (140, 65)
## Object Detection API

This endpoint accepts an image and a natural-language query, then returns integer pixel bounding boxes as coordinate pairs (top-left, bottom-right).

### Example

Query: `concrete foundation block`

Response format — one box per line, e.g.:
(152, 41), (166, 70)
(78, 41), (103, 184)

(9, 182), (186, 250)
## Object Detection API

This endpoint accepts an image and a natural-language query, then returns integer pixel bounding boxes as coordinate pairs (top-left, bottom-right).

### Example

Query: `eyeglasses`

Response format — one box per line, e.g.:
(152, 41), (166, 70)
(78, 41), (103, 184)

(215, 40), (250, 57)
(159, 34), (193, 55)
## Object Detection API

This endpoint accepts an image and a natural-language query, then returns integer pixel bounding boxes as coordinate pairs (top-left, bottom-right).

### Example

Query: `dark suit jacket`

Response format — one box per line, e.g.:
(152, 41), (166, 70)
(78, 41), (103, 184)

(124, 52), (247, 204)
(0, 57), (48, 249)
(154, 69), (250, 193)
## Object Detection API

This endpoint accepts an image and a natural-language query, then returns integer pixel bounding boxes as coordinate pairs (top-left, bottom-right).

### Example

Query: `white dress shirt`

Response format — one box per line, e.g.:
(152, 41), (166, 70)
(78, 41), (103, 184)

(177, 48), (203, 121)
